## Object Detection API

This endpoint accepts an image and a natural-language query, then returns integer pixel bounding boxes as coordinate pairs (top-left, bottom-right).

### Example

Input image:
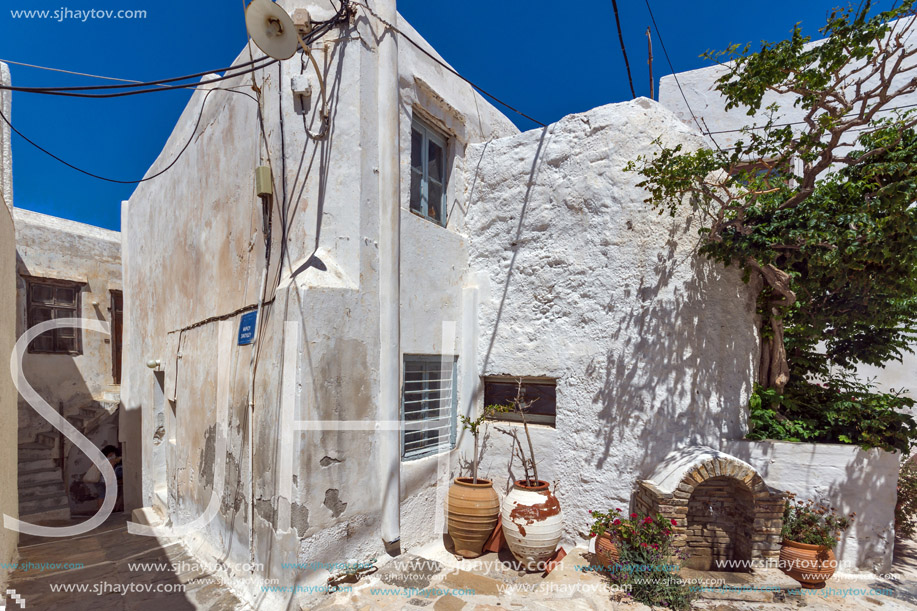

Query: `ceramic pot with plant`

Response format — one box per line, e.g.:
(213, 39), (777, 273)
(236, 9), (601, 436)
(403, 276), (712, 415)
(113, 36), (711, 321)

(446, 409), (500, 558)
(589, 508), (625, 568)
(779, 493), (854, 589)
(493, 379), (563, 571)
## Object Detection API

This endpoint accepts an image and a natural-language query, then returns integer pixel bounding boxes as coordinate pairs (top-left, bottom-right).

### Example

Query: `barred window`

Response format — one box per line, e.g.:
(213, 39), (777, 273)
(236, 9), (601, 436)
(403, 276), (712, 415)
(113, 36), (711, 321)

(26, 278), (83, 355)
(402, 355), (457, 460)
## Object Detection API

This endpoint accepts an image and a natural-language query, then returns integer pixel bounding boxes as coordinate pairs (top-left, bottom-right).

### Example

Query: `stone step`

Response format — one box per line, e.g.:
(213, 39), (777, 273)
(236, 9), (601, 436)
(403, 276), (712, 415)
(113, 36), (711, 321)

(19, 480), (66, 501)
(19, 458), (58, 473)
(35, 431), (57, 446)
(18, 444), (54, 462)
(18, 467), (61, 486)
(683, 568), (800, 603)
(19, 491), (70, 517)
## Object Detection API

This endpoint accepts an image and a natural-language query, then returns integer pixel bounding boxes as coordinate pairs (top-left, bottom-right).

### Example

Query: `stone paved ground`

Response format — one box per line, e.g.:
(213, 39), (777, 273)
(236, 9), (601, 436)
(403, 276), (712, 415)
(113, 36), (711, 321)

(309, 537), (917, 611)
(6, 513), (250, 610)
(7, 516), (917, 610)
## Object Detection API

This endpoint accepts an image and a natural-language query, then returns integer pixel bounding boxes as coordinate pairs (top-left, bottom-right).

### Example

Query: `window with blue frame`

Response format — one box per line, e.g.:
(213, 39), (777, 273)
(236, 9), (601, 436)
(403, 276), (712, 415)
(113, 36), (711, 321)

(402, 355), (457, 460)
(409, 116), (448, 226)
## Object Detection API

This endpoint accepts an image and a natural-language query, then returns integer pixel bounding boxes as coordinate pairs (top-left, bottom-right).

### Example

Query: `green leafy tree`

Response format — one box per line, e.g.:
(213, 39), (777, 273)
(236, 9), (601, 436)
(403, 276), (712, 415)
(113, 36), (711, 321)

(628, 2), (917, 451)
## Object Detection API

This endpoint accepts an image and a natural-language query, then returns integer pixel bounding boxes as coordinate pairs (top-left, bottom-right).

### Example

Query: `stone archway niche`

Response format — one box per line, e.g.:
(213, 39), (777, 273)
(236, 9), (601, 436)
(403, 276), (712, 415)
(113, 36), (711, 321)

(633, 447), (784, 572)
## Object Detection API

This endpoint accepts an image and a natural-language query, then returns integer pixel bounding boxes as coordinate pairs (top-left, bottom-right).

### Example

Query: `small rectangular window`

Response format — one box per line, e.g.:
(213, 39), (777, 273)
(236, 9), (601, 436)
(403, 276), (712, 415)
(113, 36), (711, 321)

(409, 116), (448, 226)
(483, 376), (556, 427)
(26, 277), (83, 355)
(402, 355), (457, 460)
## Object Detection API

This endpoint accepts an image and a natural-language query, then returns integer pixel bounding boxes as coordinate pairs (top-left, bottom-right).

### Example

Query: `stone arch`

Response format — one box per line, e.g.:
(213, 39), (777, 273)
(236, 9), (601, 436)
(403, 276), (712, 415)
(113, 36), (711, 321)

(632, 447), (784, 571)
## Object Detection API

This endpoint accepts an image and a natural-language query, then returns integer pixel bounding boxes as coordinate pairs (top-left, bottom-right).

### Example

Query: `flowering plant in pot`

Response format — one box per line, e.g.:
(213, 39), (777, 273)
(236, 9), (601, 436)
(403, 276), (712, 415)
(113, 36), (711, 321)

(493, 380), (563, 571)
(588, 508), (625, 568)
(599, 510), (695, 611)
(779, 493), (855, 588)
(446, 407), (501, 558)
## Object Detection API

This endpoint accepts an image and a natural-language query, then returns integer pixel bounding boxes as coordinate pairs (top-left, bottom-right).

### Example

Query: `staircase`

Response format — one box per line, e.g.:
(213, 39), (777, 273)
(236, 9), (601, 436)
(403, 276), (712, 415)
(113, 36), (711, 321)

(18, 434), (70, 521)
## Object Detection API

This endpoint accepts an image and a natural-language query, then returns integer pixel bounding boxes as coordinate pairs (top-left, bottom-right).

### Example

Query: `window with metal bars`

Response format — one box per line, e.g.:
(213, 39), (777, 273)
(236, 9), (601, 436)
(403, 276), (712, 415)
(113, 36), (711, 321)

(402, 355), (457, 460)
(409, 115), (448, 226)
(25, 277), (83, 355)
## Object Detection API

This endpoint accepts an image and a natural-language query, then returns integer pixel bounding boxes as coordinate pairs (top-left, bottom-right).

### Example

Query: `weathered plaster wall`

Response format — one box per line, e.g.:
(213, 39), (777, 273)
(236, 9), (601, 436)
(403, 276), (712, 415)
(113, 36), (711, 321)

(122, 2), (515, 605)
(0, 61), (16, 587)
(14, 209), (122, 515)
(465, 99), (760, 547)
(724, 440), (900, 572)
(0, 196), (18, 586)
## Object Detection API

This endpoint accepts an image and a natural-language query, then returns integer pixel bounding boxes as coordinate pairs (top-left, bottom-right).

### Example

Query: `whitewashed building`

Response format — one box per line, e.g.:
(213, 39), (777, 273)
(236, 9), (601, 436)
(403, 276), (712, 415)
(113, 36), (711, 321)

(117, 1), (900, 607)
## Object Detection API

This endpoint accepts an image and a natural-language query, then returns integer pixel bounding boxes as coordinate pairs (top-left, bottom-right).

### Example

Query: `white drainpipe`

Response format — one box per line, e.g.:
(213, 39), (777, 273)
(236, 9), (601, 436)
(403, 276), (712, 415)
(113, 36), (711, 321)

(377, 0), (402, 548)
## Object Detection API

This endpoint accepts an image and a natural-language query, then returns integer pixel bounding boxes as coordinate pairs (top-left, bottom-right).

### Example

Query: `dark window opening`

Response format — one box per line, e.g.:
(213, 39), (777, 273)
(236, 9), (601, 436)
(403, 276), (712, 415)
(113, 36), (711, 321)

(26, 277), (83, 355)
(483, 376), (556, 427)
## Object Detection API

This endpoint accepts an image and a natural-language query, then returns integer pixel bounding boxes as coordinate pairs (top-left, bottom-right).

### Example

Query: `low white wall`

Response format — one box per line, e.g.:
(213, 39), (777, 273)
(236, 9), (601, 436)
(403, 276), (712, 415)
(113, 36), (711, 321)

(723, 440), (900, 572)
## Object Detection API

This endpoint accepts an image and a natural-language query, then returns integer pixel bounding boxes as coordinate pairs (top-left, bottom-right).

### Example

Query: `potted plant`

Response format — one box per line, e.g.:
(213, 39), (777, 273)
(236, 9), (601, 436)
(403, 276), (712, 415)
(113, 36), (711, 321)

(601, 511), (695, 610)
(446, 408), (500, 558)
(493, 380), (563, 571)
(588, 508), (624, 568)
(779, 493), (854, 589)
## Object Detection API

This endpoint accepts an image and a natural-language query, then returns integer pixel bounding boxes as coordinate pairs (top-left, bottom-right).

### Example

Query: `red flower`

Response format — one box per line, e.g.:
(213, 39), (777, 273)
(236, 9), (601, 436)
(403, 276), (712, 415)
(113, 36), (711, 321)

(613, 519), (621, 525)
(641, 542), (648, 547)
(589, 510), (594, 515)
(643, 516), (653, 524)
(631, 513), (637, 519)
(590, 533), (596, 537)
(616, 508), (622, 512)
(670, 519), (678, 526)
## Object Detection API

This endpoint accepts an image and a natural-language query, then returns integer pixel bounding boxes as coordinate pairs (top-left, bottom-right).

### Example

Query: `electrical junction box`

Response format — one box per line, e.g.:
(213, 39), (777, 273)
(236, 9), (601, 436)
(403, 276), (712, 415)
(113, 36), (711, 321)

(291, 74), (312, 99)
(255, 166), (273, 198)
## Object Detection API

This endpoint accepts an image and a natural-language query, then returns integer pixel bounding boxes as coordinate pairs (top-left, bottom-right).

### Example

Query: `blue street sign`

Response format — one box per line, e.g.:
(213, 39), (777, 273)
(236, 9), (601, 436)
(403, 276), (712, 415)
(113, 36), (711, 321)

(238, 311), (258, 345)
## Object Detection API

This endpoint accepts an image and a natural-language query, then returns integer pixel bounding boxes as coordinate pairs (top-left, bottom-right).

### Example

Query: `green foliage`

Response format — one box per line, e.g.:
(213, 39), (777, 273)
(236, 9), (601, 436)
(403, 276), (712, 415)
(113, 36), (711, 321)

(895, 459), (917, 538)
(593, 510), (696, 611)
(627, 0), (917, 452)
(747, 378), (917, 453)
(782, 493), (854, 548)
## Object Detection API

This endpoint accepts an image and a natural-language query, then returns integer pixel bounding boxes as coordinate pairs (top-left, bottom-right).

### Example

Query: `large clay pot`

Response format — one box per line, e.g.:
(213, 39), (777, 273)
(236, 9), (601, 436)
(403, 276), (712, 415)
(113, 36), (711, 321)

(446, 477), (500, 558)
(779, 538), (837, 589)
(595, 532), (620, 569)
(501, 480), (563, 571)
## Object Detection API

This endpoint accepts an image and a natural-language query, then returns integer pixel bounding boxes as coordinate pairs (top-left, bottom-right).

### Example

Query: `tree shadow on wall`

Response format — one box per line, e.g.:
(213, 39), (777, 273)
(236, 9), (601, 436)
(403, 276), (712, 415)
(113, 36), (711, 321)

(588, 219), (758, 479)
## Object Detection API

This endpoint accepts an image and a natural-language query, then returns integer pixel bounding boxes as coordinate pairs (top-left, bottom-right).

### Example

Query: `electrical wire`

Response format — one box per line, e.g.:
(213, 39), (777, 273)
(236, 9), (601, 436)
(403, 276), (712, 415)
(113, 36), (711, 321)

(610, 0), (636, 99)
(351, 1), (546, 127)
(0, 87), (255, 184)
(644, 0), (722, 150)
(0, 55), (275, 92)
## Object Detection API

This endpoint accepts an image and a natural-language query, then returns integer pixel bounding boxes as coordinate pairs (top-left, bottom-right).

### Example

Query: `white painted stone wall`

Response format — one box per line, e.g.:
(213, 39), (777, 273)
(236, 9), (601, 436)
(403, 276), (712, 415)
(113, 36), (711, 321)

(14, 209), (122, 515)
(724, 440), (900, 572)
(464, 99), (760, 548)
(0, 61), (11, 212)
(121, 2), (515, 606)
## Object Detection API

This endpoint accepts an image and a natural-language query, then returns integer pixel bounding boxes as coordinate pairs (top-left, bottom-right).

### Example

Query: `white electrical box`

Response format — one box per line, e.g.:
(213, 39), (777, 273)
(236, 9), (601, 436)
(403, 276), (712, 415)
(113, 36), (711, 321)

(291, 74), (313, 99)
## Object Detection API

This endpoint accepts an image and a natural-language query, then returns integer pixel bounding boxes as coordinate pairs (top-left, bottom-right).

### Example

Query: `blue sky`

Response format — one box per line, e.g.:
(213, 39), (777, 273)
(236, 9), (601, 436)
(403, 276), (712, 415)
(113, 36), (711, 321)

(0, 0), (896, 230)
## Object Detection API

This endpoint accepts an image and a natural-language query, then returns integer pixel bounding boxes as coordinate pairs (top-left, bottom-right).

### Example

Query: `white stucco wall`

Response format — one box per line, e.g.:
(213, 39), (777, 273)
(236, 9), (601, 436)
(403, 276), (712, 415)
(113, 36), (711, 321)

(724, 440), (900, 572)
(464, 99), (760, 547)
(14, 209), (122, 515)
(121, 2), (516, 606)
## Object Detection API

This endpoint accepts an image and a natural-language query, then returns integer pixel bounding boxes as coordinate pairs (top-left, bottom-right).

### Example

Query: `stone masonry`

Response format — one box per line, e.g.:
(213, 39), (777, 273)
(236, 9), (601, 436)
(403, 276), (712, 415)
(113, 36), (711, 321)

(634, 454), (784, 571)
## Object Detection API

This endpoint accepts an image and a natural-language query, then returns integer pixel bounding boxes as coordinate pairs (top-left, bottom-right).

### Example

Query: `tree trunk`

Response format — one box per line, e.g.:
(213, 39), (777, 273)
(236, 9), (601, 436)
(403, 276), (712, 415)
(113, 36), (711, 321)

(749, 260), (796, 393)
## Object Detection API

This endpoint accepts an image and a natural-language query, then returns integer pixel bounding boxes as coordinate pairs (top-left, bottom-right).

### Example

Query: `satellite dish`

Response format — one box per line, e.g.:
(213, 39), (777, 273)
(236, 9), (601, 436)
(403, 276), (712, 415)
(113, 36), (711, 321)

(245, 0), (299, 60)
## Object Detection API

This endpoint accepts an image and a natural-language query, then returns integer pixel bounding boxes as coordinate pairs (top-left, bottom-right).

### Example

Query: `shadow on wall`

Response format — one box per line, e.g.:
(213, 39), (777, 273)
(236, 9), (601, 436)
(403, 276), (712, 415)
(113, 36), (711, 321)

(590, 251), (758, 474)
(726, 441), (900, 571)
